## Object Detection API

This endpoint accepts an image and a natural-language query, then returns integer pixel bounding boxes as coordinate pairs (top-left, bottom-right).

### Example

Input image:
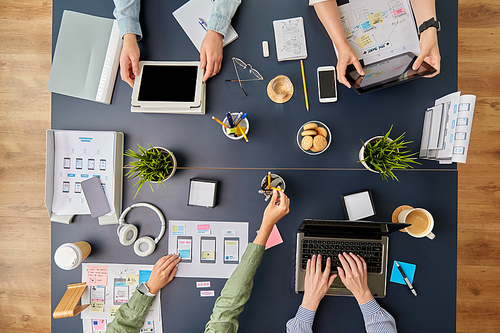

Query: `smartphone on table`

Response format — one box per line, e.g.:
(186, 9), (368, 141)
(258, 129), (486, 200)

(317, 66), (338, 103)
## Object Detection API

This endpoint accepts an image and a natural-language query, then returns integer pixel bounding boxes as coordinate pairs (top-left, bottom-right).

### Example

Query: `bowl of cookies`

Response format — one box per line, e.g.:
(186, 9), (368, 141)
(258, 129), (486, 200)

(297, 121), (331, 155)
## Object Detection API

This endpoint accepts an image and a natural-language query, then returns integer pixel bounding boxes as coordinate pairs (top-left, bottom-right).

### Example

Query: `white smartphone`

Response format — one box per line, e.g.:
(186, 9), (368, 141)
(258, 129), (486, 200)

(317, 66), (338, 103)
(223, 237), (239, 264)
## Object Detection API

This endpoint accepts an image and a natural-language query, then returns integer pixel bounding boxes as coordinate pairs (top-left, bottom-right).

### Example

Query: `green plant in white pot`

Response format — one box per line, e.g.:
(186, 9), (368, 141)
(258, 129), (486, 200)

(124, 144), (177, 198)
(358, 125), (420, 181)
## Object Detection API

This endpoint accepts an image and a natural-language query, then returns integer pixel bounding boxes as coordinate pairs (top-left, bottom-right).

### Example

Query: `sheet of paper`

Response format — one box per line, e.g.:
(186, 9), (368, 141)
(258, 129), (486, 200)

(273, 17), (308, 61)
(337, 0), (420, 65)
(390, 261), (416, 285)
(197, 224), (211, 234)
(92, 319), (106, 332)
(168, 220), (248, 279)
(257, 225), (283, 250)
(52, 130), (116, 215)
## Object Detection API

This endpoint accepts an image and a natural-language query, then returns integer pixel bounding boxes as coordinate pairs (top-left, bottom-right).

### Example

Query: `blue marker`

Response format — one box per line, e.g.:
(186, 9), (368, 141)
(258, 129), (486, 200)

(226, 111), (235, 127)
(234, 113), (247, 127)
(232, 112), (243, 126)
(198, 18), (207, 31)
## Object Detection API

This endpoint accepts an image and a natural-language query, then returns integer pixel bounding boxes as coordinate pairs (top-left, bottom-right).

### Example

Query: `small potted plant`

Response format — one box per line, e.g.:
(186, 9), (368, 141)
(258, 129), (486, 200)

(358, 125), (420, 181)
(124, 144), (177, 198)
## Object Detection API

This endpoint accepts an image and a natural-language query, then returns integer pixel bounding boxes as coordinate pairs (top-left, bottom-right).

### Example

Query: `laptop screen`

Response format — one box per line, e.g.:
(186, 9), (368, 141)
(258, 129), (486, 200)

(298, 219), (408, 239)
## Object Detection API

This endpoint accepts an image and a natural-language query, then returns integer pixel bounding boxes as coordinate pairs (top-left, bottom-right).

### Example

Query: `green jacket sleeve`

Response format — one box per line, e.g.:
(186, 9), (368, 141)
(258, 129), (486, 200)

(204, 243), (265, 333)
(106, 289), (156, 333)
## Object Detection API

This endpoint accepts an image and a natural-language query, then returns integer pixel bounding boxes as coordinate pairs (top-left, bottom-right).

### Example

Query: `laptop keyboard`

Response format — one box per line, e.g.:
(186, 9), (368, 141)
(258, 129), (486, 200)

(301, 239), (383, 273)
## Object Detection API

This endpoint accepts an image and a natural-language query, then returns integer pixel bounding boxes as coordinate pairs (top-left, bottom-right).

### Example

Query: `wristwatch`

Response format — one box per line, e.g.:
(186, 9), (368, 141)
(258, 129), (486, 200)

(137, 282), (156, 297)
(418, 17), (441, 35)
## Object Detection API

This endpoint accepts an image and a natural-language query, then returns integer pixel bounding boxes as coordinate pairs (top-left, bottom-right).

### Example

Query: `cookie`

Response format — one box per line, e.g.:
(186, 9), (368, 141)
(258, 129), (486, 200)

(303, 123), (318, 131)
(301, 136), (313, 150)
(301, 130), (317, 136)
(313, 135), (327, 151)
(310, 145), (321, 152)
(316, 127), (328, 138)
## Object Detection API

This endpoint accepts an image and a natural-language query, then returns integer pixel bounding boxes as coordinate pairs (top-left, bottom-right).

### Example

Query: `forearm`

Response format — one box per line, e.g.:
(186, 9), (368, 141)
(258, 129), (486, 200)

(410, 0), (437, 26)
(286, 306), (315, 333)
(204, 243), (265, 333)
(113, 0), (142, 39)
(359, 299), (397, 333)
(207, 0), (241, 37)
(313, 1), (350, 51)
(106, 290), (155, 333)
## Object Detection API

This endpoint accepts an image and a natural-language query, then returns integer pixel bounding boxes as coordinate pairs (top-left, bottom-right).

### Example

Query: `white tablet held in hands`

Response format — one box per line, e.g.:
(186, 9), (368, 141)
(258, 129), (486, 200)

(131, 61), (205, 114)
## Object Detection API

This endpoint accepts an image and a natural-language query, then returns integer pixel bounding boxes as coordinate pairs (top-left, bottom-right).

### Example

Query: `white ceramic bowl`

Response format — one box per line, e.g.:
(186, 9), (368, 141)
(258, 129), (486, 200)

(296, 120), (331, 155)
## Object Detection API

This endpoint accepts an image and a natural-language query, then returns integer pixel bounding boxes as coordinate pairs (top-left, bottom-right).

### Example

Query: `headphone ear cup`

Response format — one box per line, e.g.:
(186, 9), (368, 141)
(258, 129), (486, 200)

(118, 224), (138, 246)
(134, 236), (156, 257)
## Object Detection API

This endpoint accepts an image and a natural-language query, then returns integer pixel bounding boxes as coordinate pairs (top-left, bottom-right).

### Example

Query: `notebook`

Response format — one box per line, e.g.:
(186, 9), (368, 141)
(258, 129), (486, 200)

(172, 0), (238, 53)
(47, 10), (122, 104)
(273, 17), (308, 61)
(295, 219), (408, 297)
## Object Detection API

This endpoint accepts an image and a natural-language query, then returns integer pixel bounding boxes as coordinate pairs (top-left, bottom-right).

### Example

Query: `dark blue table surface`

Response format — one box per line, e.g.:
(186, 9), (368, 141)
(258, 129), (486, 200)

(51, 0), (457, 332)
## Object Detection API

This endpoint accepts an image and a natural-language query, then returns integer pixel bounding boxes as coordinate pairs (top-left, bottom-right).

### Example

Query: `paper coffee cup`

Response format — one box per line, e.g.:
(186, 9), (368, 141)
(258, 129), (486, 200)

(54, 241), (92, 270)
(398, 208), (435, 240)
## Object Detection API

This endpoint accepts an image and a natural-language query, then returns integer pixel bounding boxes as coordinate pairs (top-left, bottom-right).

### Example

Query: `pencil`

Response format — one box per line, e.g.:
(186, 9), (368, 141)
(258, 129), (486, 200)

(300, 60), (309, 112)
(237, 124), (249, 142)
(267, 172), (271, 189)
(212, 116), (229, 128)
(270, 187), (283, 192)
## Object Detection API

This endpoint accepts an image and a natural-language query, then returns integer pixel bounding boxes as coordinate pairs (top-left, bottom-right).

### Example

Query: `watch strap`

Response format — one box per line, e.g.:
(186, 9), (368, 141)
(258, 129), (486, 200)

(137, 282), (156, 297)
(418, 17), (441, 35)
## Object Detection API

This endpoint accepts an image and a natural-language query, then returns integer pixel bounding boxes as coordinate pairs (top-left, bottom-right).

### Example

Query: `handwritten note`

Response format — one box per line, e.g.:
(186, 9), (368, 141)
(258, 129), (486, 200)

(90, 301), (104, 313)
(368, 12), (383, 26)
(87, 265), (108, 286)
(126, 274), (139, 286)
(109, 307), (119, 318)
(356, 33), (372, 48)
(92, 319), (106, 331)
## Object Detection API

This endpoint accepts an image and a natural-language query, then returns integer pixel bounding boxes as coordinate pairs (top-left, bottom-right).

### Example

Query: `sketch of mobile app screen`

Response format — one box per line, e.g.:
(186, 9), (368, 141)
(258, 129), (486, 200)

(177, 236), (192, 263)
(63, 157), (71, 169)
(75, 182), (82, 193)
(63, 181), (70, 193)
(224, 237), (239, 264)
(140, 320), (154, 333)
(76, 158), (83, 169)
(200, 236), (216, 263)
(100, 159), (106, 171)
(88, 158), (95, 170)
(113, 278), (129, 305)
(90, 285), (105, 301)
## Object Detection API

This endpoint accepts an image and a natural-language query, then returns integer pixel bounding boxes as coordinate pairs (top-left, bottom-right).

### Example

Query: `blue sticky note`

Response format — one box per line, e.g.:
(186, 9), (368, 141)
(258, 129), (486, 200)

(138, 270), (152, 285)
(179, 249), (191, 259)
(390, 261), (416, 285)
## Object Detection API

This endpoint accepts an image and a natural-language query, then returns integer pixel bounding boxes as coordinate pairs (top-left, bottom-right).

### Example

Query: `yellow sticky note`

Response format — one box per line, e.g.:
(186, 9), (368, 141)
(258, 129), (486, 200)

(90, 301), (104, 313)
(368, 12), (383, 26)
(202, 251), (215, 259)
(110, 307), (119, 317)
(356, 33), (372, 48)
(126, 274), (139, 286)
(371, 72), (383, 78)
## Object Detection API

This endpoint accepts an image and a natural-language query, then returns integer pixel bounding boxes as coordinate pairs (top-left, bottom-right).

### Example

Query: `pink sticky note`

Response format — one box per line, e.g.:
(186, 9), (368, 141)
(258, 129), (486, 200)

(87, 266), (108, 286)
(197, 224), (210, 230)
(93, 319), (106, 330)
(257, 225), (283, 250)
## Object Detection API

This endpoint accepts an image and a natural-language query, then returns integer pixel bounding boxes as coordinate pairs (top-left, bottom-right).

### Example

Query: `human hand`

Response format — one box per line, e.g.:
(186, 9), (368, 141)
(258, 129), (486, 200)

(301, 254), (337, 311)
(413, 28), (440, 78)
(336, 44), (364, 88)
(119, 33), (140, 88)
(200, 30), (224, 82)
(262, 189), (290, 228)
(145, 254), (181, 294)
(337, 252), (373, 304)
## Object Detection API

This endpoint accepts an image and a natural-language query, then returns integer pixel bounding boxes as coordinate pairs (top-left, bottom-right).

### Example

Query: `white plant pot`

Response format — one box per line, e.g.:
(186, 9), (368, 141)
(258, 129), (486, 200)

(358, 136), (394, 174)
(150, 147), (177, 184)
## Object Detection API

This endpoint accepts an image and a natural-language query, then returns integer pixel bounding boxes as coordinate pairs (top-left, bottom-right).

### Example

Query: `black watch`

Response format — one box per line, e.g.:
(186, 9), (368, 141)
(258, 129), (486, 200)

(418, 17), (441, 35)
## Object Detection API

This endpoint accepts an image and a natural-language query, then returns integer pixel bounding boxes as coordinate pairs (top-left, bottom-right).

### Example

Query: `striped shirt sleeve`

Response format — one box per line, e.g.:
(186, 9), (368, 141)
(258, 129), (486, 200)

(286, 306), (316, 333)
(359, 299), (397, 333)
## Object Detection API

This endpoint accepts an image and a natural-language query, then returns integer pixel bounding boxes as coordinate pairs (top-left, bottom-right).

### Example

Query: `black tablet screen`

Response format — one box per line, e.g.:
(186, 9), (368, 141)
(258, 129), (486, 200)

(138, 65), (198, 102)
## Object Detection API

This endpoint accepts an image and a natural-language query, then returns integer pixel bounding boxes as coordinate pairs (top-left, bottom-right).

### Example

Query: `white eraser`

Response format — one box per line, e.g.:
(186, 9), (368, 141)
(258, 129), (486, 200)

(262, 41), (269, 58)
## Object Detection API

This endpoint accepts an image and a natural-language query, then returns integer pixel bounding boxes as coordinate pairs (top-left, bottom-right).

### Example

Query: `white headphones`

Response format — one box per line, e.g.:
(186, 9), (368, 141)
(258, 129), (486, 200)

(117, 203), (166, 257)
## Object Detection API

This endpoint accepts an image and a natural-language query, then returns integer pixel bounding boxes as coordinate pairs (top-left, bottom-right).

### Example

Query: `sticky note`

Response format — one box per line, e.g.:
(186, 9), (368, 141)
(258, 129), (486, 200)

(87, 266), (108, 286)
(179, 250), (191, 258)
(90, 301), (105, 313)
(138, 270), (152, 285)
(200, 290), (215, 297)
(196, 281), (211, 288)
(109, 307), (119, 317)
(126, 274), (139, 286)
(197, 224), (211, 234)
(390, 261), (416, 285)
(368, 12), (383, 26)
(172, 225), (185, 236)
(256, 225), (283, 250)
(356, 33), (372, 48)
(223, 229), (236, 236)
(392, 8), (406, 16)
(92, 319), (106, 331)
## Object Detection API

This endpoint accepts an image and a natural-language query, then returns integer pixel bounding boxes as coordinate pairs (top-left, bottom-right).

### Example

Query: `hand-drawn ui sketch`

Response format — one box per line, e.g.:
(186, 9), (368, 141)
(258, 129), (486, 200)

(273, 17), (308, 61)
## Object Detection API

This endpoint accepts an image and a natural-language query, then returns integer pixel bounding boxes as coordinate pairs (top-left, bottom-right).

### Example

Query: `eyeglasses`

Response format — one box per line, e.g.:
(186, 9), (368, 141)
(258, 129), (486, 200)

(226, 57), (263, 96)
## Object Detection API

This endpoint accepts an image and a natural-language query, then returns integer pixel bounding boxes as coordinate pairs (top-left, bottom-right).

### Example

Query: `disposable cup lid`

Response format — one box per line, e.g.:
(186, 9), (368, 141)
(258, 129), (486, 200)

(54, 244), (81, 270)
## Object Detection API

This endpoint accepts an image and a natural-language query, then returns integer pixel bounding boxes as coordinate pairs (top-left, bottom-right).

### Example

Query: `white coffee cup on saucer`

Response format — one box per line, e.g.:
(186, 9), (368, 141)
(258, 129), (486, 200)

(398, 208), (435, 240)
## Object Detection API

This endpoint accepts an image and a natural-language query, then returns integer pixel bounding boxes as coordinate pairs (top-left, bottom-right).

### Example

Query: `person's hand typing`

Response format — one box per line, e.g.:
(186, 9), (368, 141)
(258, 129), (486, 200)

(200, 30), (224, 82)
(145, 254), (181, 294)
(120, 34), (141, 88)
(336, 43), (364, 88)
(337, 252), (373, 304)
(301, 254), (337, 311)
(412, 28), (440, 78)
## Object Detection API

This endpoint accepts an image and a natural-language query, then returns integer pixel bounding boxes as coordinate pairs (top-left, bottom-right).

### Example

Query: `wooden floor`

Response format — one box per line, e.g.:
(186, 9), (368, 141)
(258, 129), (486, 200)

(0, 0), (498, 332)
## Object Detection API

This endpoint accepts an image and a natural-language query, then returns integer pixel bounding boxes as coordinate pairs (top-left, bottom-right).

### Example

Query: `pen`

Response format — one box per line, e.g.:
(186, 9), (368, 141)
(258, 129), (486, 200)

(226, 112), (235, 127)
(237, 124), (249, 142)
(212, 116), (229, 128)
(300, 60), (309, 112)
(234, 112), (247, 126)
(198, 18), (207, 31)
(395, 261), (417, 296)
(232, 112), (243, 126)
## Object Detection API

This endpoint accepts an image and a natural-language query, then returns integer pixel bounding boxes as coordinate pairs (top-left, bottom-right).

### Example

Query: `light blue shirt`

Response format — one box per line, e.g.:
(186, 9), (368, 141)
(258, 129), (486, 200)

(286, 299), (397, 333)
(113, 0), (241, 40)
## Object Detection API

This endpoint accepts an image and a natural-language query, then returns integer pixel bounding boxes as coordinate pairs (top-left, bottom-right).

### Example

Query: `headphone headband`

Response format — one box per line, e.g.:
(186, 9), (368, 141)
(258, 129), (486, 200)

(118, 203), (166, 244)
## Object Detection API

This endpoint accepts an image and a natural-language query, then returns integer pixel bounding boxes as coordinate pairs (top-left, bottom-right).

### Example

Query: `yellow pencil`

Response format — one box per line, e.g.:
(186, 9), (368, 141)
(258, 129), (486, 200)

(212, 116), (229, 128)
(300, 60), (309, 112)
(267, 172), (271, 189)
(237, 124), (249, 142)
(270, 187), (283, 192)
